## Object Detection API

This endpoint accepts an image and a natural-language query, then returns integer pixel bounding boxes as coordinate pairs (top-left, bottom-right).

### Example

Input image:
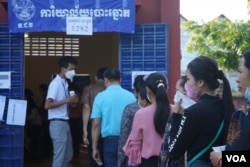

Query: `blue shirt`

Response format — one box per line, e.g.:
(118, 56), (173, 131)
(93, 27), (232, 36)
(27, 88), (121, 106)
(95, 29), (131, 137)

(91, 85), (136, 138)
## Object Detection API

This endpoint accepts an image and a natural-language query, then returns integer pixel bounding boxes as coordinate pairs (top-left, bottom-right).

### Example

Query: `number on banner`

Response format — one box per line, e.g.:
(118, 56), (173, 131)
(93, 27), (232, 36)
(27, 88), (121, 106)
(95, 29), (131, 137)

(66, 17), (93, 35)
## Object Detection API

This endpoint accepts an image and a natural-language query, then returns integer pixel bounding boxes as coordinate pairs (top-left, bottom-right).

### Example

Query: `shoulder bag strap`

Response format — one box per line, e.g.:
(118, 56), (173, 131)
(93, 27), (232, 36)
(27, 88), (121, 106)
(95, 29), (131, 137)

(187, 120), (224, 167)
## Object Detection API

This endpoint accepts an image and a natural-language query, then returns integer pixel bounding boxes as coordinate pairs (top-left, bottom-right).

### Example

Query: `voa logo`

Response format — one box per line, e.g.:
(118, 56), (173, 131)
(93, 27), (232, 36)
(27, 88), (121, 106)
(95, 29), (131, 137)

(226, 155), (247, 163)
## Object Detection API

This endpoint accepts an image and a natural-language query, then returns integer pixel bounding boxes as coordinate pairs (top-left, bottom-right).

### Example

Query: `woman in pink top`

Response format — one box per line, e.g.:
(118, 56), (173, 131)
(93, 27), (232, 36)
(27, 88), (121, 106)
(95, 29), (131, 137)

(123, 72), (171, 167)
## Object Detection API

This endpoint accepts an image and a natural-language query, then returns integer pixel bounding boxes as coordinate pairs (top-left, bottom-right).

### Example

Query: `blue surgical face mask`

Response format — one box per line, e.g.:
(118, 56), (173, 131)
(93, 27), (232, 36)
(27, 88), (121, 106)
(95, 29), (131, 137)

(245, 87), (250, 102)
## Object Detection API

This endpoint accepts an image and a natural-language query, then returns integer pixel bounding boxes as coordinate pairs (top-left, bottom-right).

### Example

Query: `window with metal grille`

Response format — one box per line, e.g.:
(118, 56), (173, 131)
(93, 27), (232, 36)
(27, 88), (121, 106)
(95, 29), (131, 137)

(24, 35), (79, 56)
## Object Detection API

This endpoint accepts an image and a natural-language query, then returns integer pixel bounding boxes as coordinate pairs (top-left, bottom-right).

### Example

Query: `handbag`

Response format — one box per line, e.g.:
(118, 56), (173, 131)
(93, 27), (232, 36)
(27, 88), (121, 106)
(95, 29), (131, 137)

(186, 120), (224, 167)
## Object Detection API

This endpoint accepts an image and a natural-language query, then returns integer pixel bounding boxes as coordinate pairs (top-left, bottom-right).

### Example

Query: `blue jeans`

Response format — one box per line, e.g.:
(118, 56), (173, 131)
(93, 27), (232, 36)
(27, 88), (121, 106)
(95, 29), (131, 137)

(103, 136), (119, 167)
(49, 120), (73, 167)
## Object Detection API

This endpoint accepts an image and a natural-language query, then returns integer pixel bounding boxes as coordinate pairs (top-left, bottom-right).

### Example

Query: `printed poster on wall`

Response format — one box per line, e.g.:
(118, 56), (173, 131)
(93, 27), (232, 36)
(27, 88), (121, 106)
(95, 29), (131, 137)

(131, 71), (168, 89)
(0, 96), (6, 121)
(131, 71), (156, 89)
(6, 99), (27, 126)
(8, 0), (135, 33)
(0, 72), (11, 89)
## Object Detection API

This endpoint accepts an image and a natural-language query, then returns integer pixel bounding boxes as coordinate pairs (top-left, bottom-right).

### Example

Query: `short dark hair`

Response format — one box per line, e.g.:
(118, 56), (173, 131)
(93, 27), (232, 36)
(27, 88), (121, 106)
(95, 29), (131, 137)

(58, 56), (77, 68)
(103, 67), (120, 81)
(25, 88), (33, 99)
(96, 67), (107, 80)
(138, 85), (150, 104)
(179, 75), (188, 88)
(133, 75), (145, 93)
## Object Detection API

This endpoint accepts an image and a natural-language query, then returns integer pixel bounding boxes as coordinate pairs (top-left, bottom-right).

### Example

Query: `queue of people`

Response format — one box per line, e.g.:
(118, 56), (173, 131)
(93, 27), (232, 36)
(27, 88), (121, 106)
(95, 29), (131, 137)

(23, 50), (250, 167)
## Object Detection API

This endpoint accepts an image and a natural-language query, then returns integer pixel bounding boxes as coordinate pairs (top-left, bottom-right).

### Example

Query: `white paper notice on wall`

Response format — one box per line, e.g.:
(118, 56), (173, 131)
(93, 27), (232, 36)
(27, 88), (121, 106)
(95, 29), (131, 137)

(66, 16), (93, 35)
(131, 71), (156, 89)
(0, 96), (6, 121)
(0, 72), (11, 89)
(6, 99), (27, 126)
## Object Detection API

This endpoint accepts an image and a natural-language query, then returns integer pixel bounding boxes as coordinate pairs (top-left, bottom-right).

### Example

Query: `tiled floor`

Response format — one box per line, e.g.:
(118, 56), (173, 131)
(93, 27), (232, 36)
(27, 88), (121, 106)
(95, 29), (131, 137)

(24, 145), (91, 167)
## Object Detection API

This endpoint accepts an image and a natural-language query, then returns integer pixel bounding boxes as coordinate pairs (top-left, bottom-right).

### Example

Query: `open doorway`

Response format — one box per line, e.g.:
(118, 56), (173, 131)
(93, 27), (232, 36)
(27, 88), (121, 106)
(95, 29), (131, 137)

(23, 32), (119, 166)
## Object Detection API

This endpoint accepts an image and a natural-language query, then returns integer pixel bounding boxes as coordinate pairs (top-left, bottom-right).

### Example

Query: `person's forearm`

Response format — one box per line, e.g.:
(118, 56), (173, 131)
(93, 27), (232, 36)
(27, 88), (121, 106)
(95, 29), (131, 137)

(45, 98), (68, 110)
(92, 119), (100, 150)
(82, 104), (90, 137)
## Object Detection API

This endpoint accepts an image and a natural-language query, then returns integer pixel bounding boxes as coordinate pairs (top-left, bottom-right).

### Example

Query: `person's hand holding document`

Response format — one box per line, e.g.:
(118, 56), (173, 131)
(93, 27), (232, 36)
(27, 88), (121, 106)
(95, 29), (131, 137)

(212, 145), (225, 152)
(174, 91), (196, 109)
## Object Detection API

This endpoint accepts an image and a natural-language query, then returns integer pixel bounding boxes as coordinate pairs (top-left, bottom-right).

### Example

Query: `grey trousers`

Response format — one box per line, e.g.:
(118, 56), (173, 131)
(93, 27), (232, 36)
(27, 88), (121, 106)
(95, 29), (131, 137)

(49, 120), (73, 167)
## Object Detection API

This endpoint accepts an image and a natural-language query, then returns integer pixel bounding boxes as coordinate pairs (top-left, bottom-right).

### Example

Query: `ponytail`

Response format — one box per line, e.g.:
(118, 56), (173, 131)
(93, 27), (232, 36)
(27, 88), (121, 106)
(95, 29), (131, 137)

(154, 86), (170, 137)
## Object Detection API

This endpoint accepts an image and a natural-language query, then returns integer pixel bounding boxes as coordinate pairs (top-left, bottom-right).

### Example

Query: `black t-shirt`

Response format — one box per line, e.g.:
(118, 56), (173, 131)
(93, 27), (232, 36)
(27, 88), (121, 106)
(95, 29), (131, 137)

(168, 94), (225, 162)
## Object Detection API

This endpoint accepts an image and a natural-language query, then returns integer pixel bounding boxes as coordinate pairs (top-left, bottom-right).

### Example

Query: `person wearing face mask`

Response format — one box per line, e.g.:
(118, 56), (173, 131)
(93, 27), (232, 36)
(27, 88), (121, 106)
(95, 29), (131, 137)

(137, 86), (151, 108)
(65, 68), (76, 82)
(123, 72), (171, 167)
(45, 56), (79, 167)
(167, 56), (234, 167)
(159, 75), (189, 167)
(210, 49), (250, 167)
(118, 75), (150, 167)
(176, 75), (188, 94)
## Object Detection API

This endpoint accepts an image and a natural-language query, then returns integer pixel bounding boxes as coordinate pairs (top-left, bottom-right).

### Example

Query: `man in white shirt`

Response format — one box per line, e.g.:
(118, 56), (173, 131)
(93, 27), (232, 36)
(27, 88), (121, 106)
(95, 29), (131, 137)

(45, 56), (78, 167)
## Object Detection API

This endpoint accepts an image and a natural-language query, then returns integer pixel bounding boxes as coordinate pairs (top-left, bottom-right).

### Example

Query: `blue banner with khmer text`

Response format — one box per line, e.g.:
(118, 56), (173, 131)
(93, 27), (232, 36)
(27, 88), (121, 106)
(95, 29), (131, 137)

(8, 0), (135, 33)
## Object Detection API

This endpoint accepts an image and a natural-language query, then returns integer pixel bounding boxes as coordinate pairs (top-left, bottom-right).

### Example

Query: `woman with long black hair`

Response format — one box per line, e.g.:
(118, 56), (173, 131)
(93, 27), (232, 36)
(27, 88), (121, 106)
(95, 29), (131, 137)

(167, 56), (234, 167)
(123, 72), (171, 167)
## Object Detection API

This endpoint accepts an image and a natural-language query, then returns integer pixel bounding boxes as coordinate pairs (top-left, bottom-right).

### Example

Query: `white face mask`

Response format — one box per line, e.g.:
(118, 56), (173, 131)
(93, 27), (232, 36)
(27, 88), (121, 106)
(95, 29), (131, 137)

(65, 69), (75, 81)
